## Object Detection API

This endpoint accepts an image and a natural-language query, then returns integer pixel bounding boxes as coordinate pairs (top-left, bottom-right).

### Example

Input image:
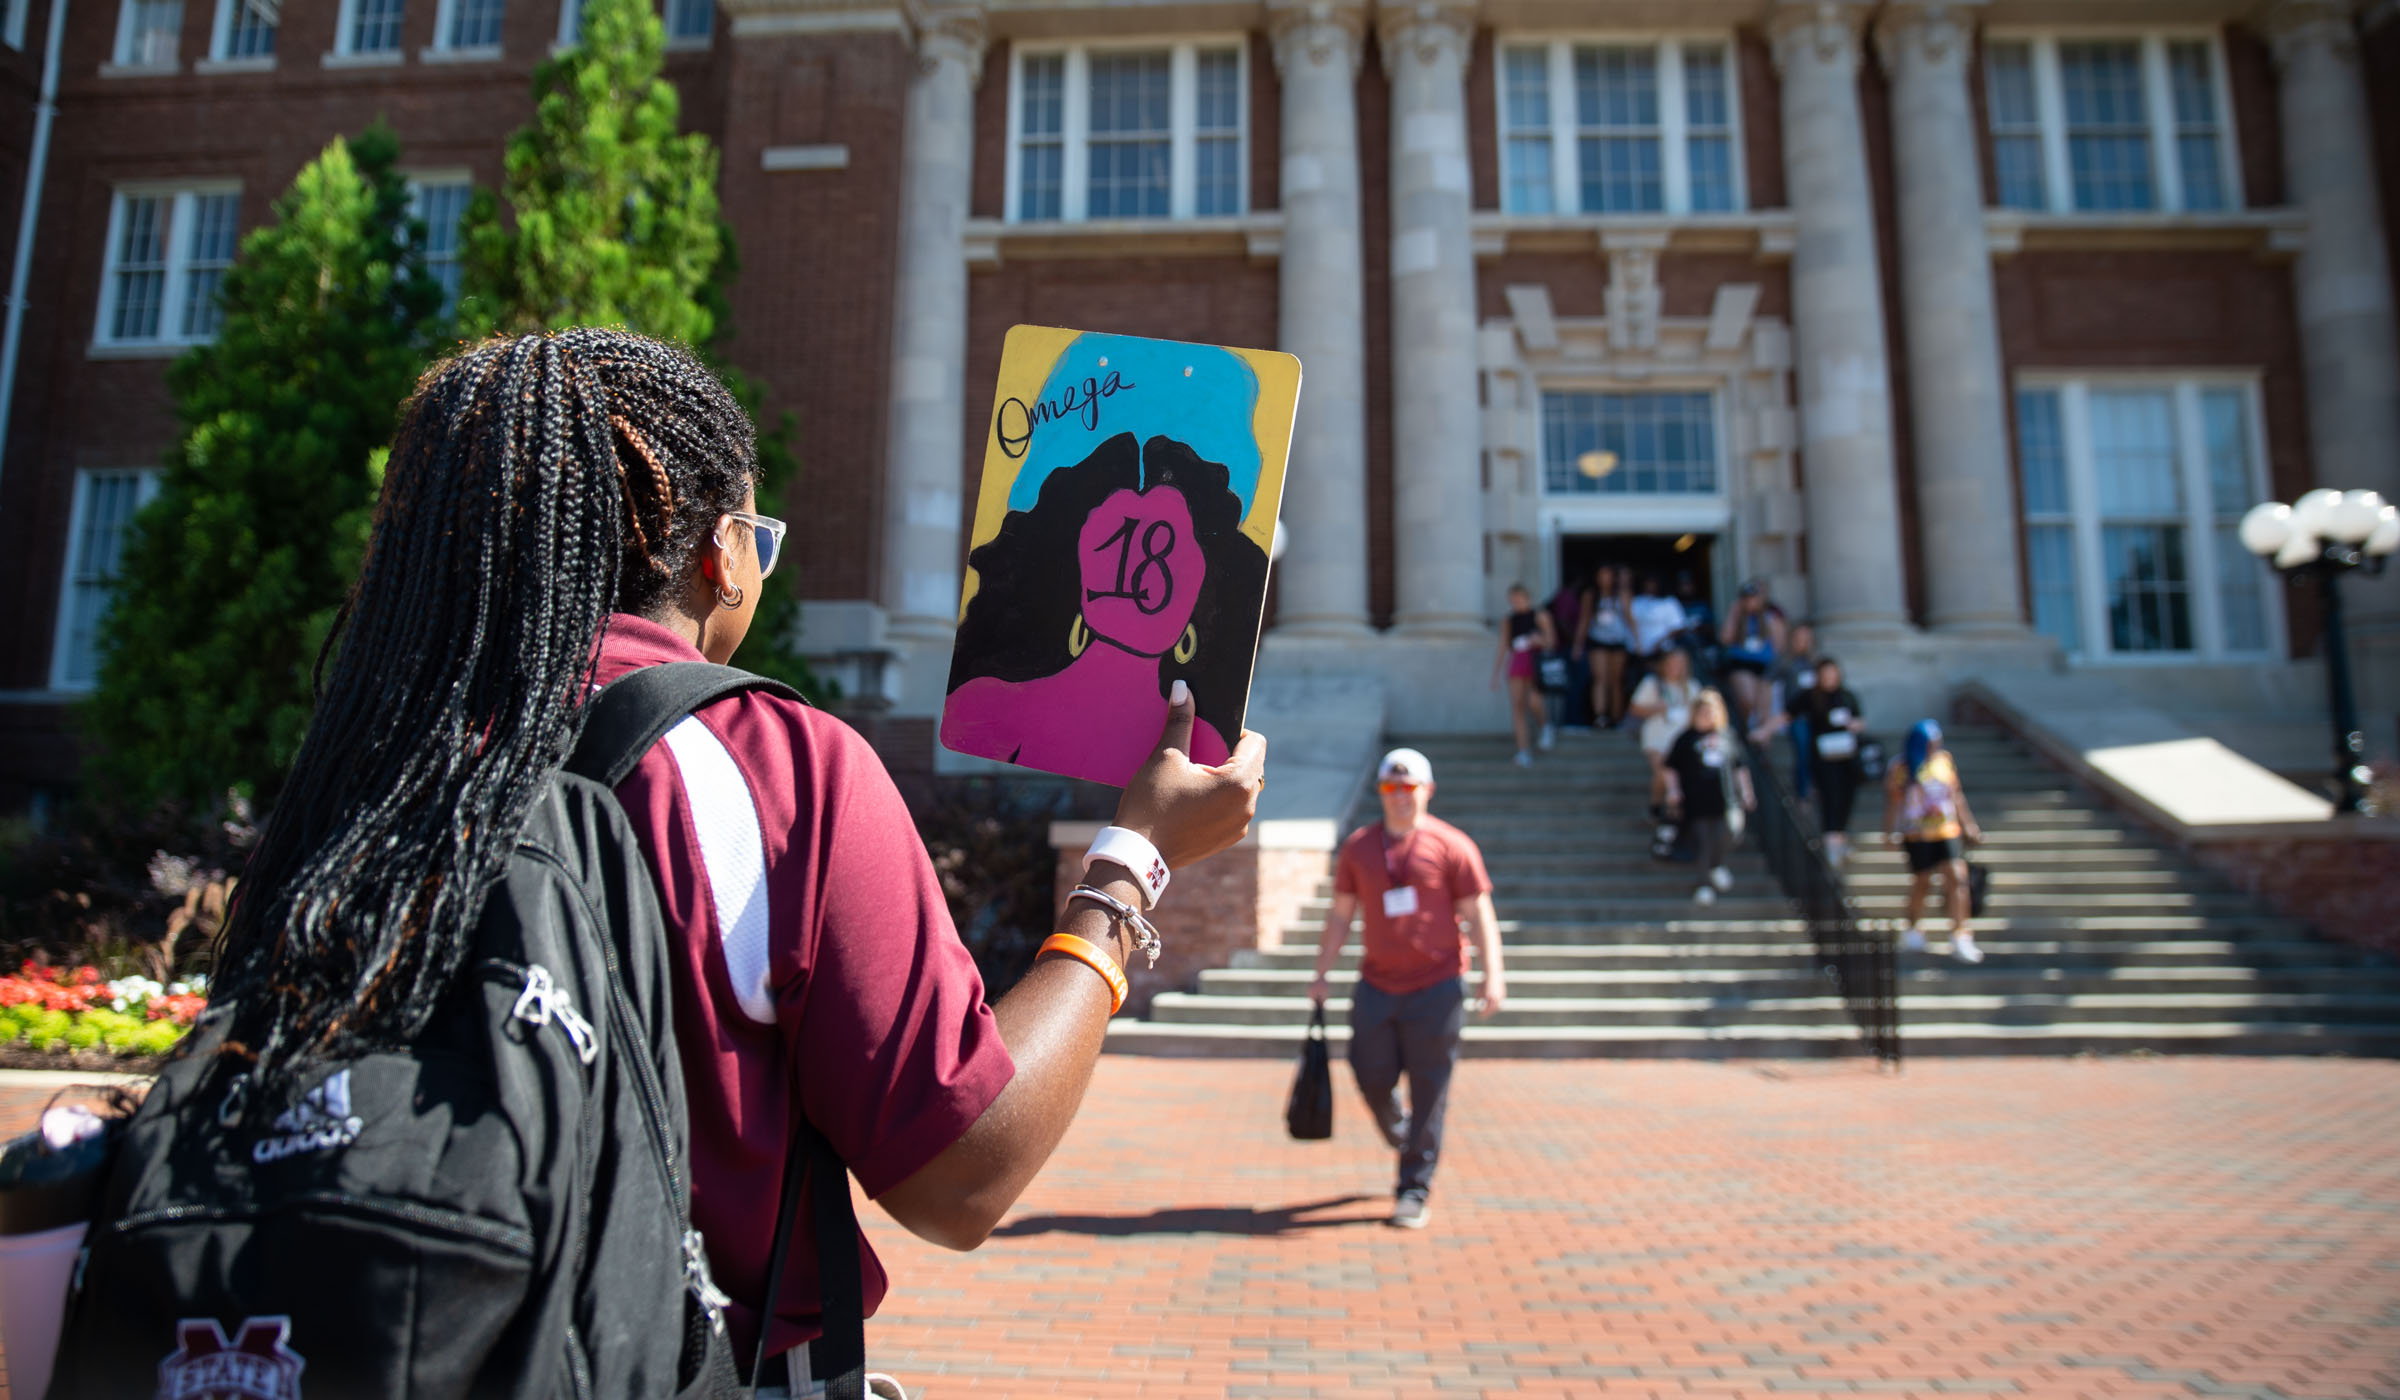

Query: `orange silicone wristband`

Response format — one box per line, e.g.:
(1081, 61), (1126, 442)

(1039, 932), (1128, 1015)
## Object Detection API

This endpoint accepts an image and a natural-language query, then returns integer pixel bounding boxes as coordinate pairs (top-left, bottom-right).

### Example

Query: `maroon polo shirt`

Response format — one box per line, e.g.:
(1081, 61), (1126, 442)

(593, 614), (1015, 1360)
(1334, 815), (1493, 995)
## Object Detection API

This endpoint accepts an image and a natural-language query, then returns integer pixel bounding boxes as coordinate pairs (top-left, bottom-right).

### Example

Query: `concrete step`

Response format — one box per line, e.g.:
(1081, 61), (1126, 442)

(1196, 965), (2400, 999)
(1105, 1018), (2400, 1058)
(1145, 990), (2400, 1028)
(1237, 940), (2389, 972)
(1283, 915), (2321, 943)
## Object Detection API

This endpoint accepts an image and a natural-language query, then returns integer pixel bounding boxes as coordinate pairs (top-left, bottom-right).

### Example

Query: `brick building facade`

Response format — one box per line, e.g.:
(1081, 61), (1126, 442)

(1, 0), (2397, 809)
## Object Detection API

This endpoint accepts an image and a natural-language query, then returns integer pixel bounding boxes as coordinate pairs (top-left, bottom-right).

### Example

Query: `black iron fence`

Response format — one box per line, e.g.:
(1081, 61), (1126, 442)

(1683, 648), (1901, 1067)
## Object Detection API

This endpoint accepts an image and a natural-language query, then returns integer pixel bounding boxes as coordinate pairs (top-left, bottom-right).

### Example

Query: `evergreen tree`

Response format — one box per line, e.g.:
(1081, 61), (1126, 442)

(452, 0), (719, 342)
(458, 0), (822, 694)
(87, 127), (445, 808)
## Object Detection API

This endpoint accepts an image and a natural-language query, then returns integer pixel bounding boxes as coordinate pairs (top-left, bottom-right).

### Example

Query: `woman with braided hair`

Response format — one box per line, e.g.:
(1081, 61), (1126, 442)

(207, 329), (1265, 1384)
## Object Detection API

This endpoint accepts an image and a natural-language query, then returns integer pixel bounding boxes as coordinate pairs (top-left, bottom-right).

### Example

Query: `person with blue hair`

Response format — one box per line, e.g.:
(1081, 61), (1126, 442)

(1881, 719), (1986, 963)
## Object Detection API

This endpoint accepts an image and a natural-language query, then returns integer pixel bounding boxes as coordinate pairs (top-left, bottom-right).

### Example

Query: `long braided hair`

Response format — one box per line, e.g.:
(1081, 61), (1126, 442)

(210, 329), (756, 1105)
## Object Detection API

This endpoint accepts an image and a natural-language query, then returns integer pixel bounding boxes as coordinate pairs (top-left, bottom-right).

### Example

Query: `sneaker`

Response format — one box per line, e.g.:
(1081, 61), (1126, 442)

(1952, 932), (1985, 964)
(1708, 866), (1733, 893)
(1899, 926), (1927, 953)
(1538, 722), (1556, 750)
(1692, 885), (1717, 905)
(1514, 749), (1532, 768)
(1390, 1191), (1432, 1230)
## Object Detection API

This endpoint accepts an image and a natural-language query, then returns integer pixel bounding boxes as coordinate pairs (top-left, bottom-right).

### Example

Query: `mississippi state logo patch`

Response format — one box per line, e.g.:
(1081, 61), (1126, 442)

(157, 1315), (305, 1400)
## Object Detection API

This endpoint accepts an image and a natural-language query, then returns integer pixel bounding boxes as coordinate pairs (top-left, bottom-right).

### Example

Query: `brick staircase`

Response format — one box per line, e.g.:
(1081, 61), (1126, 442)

(1105, 724), (2400, 1057)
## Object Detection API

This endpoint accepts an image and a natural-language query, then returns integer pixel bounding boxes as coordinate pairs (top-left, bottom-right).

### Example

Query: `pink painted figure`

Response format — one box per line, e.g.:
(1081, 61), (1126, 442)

(944, 484), (1232, 783)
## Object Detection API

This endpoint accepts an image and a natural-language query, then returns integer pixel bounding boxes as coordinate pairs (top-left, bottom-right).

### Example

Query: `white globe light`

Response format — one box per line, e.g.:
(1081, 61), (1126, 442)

(2368, 505), (2400, 558)
(2275, 528), (2323, 570)
(2291, 488), (2345, 535)
(2238, 501), (2293, 558)
(2323, 490), (2387, 546)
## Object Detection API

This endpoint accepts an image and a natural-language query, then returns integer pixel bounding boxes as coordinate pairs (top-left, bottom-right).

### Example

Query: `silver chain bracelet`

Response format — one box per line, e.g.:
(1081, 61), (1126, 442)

(1067, 883), (1164, 969)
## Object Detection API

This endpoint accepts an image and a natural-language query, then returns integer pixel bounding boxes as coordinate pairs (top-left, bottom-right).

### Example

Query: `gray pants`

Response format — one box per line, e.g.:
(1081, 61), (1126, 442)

(1346, 976), (1466, 1196)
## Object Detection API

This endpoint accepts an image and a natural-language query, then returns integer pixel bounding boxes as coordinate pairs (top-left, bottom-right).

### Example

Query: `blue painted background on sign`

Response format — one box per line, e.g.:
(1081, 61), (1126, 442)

(1007, 333), (1264, 514)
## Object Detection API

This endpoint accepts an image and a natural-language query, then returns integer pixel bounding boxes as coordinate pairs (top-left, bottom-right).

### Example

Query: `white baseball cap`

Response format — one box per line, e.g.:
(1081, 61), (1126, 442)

(1377, 747), (1433, 786)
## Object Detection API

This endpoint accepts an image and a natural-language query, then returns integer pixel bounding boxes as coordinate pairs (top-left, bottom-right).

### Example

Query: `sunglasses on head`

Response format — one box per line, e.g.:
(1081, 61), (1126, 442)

(721, 510), (787, 579)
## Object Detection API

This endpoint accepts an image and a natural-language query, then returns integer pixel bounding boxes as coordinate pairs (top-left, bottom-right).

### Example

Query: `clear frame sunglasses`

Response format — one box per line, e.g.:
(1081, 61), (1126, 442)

(720, 510), (788, 579)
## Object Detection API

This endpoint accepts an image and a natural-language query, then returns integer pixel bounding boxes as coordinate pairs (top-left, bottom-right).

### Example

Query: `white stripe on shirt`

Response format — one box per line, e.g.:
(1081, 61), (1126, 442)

(661, 714), (776, 1024)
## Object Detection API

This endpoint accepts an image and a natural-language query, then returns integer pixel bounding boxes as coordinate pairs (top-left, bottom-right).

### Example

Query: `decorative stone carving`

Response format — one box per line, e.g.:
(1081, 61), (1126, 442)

(2255, 0), (2361, 66)
(1603, 236), (1665, 352)
(1769, 0), (1870, 76)
(915, 3), (985, 81)
(1374, 0), (1477, 72)
(1267, 0), (1367, 78)
(1874, 1), (1980, 76)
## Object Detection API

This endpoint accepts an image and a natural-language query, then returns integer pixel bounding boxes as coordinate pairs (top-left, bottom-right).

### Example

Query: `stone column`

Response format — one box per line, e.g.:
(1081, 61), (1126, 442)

(1772, 0), (1911, 636)
(2258, 0), (2400, 648)
(1267, 0), (1372, 636)
(1380, 0), (1486, 637)
(1879, 2), (2025, 634)
(879, 4), (984, 697)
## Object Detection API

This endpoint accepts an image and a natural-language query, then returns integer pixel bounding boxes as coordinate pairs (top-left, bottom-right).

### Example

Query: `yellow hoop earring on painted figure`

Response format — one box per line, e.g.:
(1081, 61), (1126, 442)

(1174, 625), (1198, 664)
(1069, 614), (1091, 658)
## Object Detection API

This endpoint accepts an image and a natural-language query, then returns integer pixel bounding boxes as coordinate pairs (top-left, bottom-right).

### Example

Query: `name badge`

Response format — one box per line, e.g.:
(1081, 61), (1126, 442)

(1382, 886), (1420, 918)
(1701, 748), (1724, 768)
(1828, 707), (1853, 727)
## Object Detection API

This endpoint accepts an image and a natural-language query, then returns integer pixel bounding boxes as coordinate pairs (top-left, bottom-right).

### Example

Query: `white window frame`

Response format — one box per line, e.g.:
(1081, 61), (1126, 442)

(1493, 34), (1748, 218)
(111, 0), (183, 69)
(49, 468), (164, 692)
(204, 0), (274, 65)
(330, 0), (405, 60)
(92, 182), (242, 353)
(425, 0), (501, 60)
(2017, 372), (2282, 664)
(405, 170), (474, 311)
(1983, 29), (2242, 215)
(1003, 36), (1249, 225)
(556, 0), (712, 51)
(6, 0), (31, 50)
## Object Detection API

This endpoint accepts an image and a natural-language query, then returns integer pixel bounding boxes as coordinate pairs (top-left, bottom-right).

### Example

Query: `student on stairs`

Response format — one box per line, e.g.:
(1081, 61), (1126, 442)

(1884, 720), (1986, 964)
(1492, 584), (1558, 767)
(1662, 690), (1757, 905)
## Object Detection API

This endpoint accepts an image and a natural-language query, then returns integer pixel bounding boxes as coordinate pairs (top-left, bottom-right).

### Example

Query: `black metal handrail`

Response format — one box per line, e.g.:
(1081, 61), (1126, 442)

(1684, 646), (1900, 1067)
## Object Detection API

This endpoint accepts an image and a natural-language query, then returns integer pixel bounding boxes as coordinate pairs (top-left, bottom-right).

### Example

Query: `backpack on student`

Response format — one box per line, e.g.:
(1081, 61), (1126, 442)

(47, 663), (867, 1400)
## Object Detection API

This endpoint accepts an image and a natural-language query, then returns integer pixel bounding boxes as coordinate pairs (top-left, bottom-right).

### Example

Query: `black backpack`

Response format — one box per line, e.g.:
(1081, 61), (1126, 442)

(49, 663), (866, 1400)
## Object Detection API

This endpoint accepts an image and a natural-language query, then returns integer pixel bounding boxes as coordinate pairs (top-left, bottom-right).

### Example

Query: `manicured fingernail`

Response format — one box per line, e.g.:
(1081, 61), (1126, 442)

(1171, 679), (1191, 707)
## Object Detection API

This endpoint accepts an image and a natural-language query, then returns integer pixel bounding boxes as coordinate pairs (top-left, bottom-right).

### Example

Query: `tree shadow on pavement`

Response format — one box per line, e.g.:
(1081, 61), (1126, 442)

(993, 1194), (1384, 1239)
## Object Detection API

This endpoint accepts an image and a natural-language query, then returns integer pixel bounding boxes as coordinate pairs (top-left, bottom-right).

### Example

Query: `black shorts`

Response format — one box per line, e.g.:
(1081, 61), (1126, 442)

(1588, 640), (1629, 655)
(1721, 657), (1769, 677)
(1903, 837), (1964, 873)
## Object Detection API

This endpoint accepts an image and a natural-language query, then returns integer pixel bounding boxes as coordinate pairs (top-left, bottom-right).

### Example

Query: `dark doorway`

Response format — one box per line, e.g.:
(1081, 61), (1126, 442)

(1559, 533), (1716, 609)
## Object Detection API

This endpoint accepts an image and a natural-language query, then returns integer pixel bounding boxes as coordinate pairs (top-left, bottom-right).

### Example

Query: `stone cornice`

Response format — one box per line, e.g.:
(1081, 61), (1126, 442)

(1874, 1), (1984, 77)
(1375, 0), (1479, 71)
(1266, 0), (1368, 78)
(2250, 0), (2362, 66)
(1769, 0), (1874, 76)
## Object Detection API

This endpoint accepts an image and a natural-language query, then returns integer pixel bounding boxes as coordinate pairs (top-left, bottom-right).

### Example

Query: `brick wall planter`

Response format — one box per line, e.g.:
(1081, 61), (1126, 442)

(1050, 819), (1335, 1016)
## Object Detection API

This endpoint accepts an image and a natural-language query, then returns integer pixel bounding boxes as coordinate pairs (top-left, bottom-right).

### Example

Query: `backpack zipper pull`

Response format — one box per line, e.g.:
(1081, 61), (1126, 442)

(683, 1229), (731, 1334)
(511, 964), (601, 1067)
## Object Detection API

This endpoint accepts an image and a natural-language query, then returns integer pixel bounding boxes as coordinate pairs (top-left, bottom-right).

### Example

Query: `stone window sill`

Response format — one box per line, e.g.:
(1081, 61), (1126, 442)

(194, 55), (274, 74)
(1985, 208), (2308, 257)
(98, 60), (179, 77)
(418, 43), (502, 63)
(1469, 211), (1799, 262)
(322, 48), (403, 67)
(964, 212), (1286, 267)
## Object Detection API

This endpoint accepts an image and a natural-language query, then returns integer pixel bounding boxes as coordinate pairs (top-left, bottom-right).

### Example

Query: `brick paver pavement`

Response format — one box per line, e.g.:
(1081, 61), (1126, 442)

(3, 1057), (2395, 1399)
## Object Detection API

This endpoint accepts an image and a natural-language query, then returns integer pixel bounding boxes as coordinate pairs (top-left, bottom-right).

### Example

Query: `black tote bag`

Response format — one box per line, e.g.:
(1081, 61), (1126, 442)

(1285, 1004), (1335, 1141)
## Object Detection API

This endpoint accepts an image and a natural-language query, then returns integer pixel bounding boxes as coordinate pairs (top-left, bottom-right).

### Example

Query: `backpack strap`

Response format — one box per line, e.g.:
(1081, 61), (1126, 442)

(568, 661), (806, 787)
(566, 662), (864, 1398)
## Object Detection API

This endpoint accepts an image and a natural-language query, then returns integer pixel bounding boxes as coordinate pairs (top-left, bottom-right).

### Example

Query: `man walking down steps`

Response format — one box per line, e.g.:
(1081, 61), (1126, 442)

(1308, 748), (1508, 1230)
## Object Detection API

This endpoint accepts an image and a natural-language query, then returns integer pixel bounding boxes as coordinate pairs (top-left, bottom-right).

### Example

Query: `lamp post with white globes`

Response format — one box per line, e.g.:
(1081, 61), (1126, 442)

(2239, 489), (2400, 814)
